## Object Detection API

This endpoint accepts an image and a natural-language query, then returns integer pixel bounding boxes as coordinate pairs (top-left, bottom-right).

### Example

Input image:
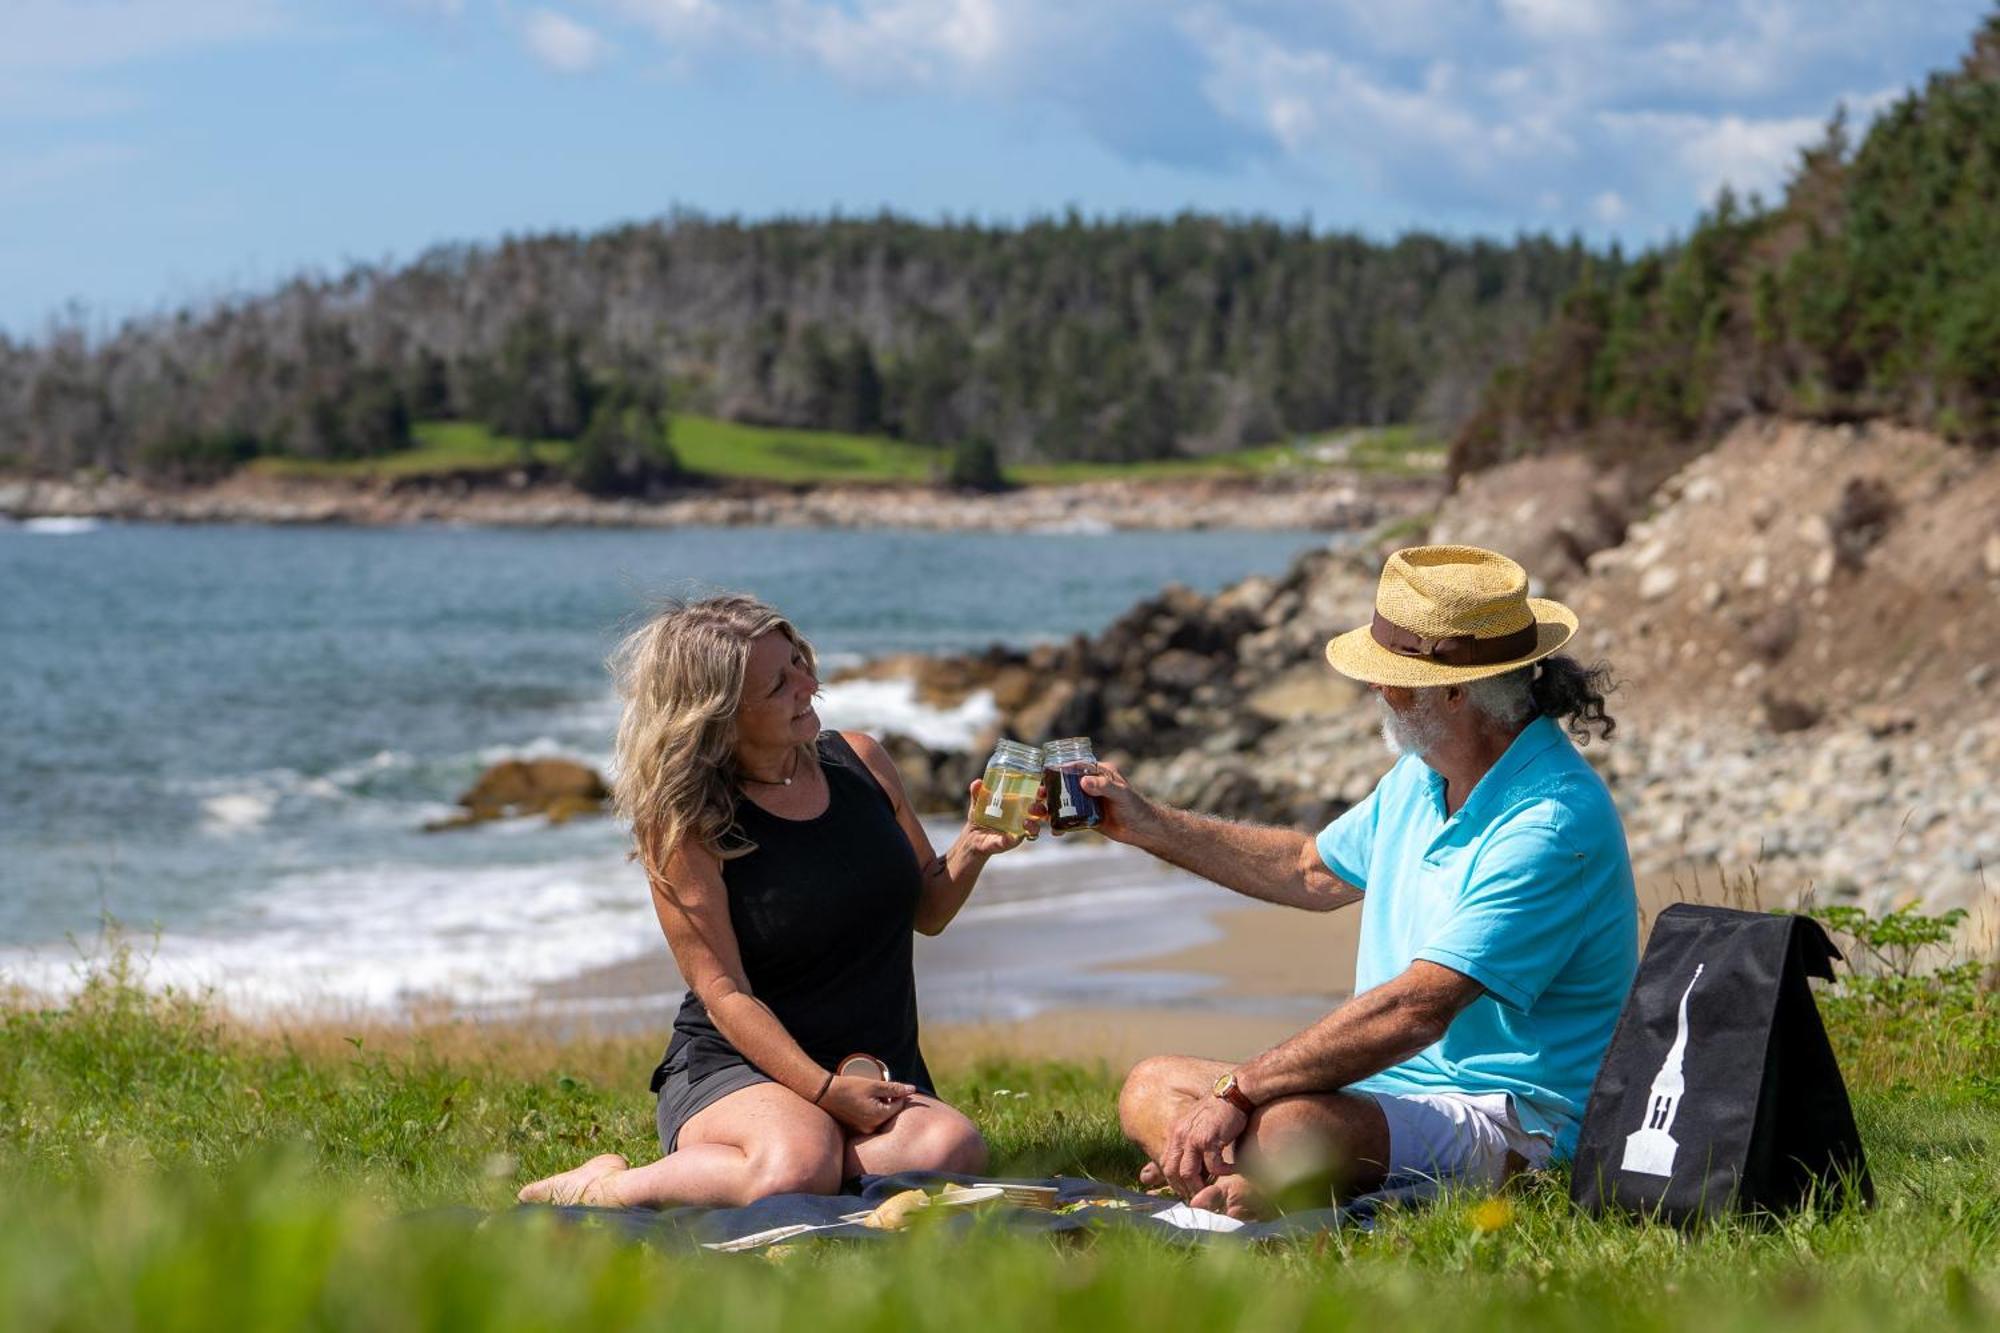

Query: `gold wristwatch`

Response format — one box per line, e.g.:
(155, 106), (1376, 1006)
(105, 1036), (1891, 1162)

(1211, 1070), (1256, 1115)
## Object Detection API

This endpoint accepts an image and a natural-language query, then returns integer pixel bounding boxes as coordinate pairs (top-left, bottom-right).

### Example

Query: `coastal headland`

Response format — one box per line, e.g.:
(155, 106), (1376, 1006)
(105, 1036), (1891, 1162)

(0, 466), (1425, 533)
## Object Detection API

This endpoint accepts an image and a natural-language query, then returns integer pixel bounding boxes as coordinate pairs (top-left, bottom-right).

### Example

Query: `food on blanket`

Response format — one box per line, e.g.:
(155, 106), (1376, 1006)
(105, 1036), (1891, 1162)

(861, 1189), (931, 1230)
(1055, 1197), (1138, 1215)
(975, 1183), (1060, 1211)
(936, 1184), (1004, 1208)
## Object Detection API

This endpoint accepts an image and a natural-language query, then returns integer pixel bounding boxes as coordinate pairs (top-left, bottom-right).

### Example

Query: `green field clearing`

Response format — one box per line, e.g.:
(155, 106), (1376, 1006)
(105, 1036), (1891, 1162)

(1013, 425), (1445, 484)
(3, 944), (1996, 1331)
(242, 418), (1443, 489)
(245, 421), (574, 480)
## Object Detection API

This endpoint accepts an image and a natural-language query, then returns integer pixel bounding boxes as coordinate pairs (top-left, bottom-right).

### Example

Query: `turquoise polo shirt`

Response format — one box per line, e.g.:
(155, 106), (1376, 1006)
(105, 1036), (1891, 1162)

(1315, 715), (1638, 1160)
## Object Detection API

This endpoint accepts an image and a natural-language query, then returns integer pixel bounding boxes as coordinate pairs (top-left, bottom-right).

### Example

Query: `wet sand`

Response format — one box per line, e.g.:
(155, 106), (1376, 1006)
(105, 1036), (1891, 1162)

(930, 900), (1360, 1072)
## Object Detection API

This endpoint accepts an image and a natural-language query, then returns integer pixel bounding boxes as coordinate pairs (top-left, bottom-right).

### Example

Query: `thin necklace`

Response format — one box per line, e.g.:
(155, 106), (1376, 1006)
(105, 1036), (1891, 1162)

(742, 750), (800, 787)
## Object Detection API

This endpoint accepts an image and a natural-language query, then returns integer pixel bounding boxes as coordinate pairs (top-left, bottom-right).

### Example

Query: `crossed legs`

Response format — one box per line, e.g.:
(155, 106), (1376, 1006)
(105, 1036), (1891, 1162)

(1117, 1054), (1391, 1208)
(519, 1085), (987, 1209)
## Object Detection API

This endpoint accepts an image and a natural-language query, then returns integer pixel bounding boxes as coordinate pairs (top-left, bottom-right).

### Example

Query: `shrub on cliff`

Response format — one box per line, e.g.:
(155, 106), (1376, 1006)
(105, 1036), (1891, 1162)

(1453, 13), (2000, 477)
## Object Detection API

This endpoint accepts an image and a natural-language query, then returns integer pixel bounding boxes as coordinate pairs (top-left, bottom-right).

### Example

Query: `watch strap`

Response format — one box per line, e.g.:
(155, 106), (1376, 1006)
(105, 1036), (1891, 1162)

(1216, 1073), (1256, 1115)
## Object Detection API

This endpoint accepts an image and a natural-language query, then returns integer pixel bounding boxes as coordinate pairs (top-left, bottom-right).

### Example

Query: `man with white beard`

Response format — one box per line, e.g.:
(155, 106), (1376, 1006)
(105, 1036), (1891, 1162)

(1082, 545), (1638, 1218)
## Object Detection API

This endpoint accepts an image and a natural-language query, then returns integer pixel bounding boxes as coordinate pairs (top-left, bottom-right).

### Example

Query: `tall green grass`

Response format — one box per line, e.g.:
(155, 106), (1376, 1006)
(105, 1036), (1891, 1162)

(3, 951), (1996, 1331)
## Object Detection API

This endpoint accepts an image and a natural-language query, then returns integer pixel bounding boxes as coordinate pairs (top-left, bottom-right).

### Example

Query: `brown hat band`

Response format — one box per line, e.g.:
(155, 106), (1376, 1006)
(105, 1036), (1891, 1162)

(1369, 611), (1540, 667)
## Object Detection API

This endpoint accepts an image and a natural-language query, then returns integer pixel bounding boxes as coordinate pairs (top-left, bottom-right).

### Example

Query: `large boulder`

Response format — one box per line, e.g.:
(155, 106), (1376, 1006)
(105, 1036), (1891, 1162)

(427, 758), (610, 831)
(879, 733), (978, 816)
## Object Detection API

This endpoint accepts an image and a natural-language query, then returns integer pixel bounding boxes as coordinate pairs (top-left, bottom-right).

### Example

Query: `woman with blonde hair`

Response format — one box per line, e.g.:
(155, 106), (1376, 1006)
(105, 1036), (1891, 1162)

(519, 594), (1023, 1207)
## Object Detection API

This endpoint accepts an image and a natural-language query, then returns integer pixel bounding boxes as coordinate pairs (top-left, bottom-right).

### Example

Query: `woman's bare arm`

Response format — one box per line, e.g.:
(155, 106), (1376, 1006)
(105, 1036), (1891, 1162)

(649, 840), (838, 1098)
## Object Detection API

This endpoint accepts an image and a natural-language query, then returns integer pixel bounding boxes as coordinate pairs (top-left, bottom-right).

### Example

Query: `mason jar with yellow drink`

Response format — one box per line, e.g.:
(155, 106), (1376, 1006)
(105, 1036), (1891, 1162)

(970, 739), (1042, 838)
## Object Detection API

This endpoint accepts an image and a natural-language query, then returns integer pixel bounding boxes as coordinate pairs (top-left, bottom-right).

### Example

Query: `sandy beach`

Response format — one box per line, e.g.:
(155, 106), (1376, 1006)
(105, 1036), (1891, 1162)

(931, 900), (1361, 1071)
(516, 854), (1745, 1086)
(500, 824), (1357, 1070)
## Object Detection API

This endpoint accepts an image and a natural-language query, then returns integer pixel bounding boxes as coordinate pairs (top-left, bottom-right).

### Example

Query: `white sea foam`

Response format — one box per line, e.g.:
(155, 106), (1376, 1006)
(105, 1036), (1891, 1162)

(199, 791), (274, 835)
(1028, 516), (1114, 536)
(22, 516), (102, 534)
(0, 821), (1219, 1018)
(0, 851), (658, 1013)
(816, 677), (998, 750)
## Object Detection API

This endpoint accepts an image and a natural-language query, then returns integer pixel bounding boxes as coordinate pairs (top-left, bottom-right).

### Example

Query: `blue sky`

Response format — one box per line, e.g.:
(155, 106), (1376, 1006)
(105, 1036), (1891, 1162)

(2, 0), (1989, 336)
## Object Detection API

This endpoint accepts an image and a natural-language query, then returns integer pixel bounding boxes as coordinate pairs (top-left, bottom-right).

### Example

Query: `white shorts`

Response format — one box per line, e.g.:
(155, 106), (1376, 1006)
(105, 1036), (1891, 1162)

(1360, 1090), (1555, 1188)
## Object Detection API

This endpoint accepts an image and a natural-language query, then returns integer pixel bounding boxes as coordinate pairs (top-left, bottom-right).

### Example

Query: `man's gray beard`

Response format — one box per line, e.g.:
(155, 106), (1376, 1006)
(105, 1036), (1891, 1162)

(1376, 691), (1446, 758)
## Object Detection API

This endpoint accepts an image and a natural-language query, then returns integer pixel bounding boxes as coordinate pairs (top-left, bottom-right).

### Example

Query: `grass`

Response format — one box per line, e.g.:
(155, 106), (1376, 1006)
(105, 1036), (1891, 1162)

(667, 415), (942, 483)
(243, 418), (1443, 489)
(245, 421), (573, 481)
(3, 952), (1996, 1331)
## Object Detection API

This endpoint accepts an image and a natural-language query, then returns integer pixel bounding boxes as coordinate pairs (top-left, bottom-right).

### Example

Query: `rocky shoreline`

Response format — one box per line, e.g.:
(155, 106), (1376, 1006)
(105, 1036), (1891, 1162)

(0, 469), (1431, 534)
(856, 417), (2000, 933)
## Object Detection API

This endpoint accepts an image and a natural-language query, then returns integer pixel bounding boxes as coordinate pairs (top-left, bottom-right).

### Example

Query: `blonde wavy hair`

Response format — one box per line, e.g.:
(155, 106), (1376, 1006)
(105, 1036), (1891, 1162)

(610, 594), (818, 880)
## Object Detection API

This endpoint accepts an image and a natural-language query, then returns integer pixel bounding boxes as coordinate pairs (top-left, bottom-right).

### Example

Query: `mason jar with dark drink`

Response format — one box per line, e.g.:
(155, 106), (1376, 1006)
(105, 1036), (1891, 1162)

(1042, 736), (1103, 831)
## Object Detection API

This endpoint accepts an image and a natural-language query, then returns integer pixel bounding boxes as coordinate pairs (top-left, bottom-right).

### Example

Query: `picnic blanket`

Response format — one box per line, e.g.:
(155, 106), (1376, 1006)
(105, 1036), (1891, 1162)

(472, 1171), (1438, 1251)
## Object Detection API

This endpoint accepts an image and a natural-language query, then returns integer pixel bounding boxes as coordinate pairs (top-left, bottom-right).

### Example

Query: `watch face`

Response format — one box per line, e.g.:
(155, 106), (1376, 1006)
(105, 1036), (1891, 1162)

(1212, 1073), (1235, 1097)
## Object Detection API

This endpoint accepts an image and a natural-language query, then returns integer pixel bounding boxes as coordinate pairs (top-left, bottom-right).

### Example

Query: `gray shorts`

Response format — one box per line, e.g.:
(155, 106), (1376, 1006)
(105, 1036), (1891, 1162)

(654, 1059), (773, 1154)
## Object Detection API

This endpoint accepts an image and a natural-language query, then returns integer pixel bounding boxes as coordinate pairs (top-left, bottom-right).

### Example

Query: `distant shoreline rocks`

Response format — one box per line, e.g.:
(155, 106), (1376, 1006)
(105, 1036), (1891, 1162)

(0, 470), (1428, 534)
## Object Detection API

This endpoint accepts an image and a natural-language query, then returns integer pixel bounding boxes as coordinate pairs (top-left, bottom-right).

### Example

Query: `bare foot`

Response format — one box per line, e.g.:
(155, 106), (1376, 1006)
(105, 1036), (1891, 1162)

(518, 1153), (628, 1206)
(1188, 1172), (1270, 1221)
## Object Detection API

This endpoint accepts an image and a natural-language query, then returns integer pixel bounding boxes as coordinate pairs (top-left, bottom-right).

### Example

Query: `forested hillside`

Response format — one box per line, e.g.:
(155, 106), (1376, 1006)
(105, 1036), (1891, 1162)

(0, 216), (1598, 486)
(1452, 14), (2000, 480)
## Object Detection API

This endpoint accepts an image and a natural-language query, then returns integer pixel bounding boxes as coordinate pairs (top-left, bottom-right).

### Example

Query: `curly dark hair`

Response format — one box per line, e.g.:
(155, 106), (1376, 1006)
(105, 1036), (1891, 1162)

(1529, 654), (1619, 743)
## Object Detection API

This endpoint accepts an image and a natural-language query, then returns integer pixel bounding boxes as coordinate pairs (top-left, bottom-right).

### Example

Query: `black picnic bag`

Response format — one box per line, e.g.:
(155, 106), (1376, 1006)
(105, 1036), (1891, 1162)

(1570, 903), (1872, 1223)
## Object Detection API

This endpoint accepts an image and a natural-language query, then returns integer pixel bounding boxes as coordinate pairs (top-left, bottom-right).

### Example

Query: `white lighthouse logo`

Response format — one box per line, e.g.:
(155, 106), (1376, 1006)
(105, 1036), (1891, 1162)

(1620, 963), (1704, 1178)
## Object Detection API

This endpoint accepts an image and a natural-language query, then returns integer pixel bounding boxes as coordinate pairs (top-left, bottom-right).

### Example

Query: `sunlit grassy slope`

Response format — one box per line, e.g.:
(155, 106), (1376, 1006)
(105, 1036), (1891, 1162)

(243, 418), (1445, 488)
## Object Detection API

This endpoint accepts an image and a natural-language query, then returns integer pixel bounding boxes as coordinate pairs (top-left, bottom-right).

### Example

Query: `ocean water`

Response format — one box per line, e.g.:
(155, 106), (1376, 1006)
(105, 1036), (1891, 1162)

(0, 519), (1333, 1017)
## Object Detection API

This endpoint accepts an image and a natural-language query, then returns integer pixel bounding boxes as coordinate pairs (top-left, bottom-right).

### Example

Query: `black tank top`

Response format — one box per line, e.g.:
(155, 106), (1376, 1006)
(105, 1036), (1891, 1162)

(649, 731), (935, 1096)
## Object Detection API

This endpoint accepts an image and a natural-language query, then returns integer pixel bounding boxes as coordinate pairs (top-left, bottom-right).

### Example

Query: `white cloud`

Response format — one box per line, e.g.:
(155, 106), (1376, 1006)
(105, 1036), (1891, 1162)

(1187, 6), (1577, 201)
(522, 8), (610, 73)
(1602, 109), (1824, 207)
(1499, 0), (1614, 41)
(586, 0), (1980, 235)
(0, 142), (140, 200)
(609, 0), (1016, 88)
(0, 0), (287, 73)
(0, 74), (141, 121)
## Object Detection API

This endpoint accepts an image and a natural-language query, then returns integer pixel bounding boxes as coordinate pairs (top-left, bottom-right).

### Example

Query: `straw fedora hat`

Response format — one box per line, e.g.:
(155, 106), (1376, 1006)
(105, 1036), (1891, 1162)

(1324, 544), (1578, 688)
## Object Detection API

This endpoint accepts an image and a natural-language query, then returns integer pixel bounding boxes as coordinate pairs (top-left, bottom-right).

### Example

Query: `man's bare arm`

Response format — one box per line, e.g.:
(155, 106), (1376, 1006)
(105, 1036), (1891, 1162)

(1235, 961), (1485, 1102)
(1079, 762), (1361, 912)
